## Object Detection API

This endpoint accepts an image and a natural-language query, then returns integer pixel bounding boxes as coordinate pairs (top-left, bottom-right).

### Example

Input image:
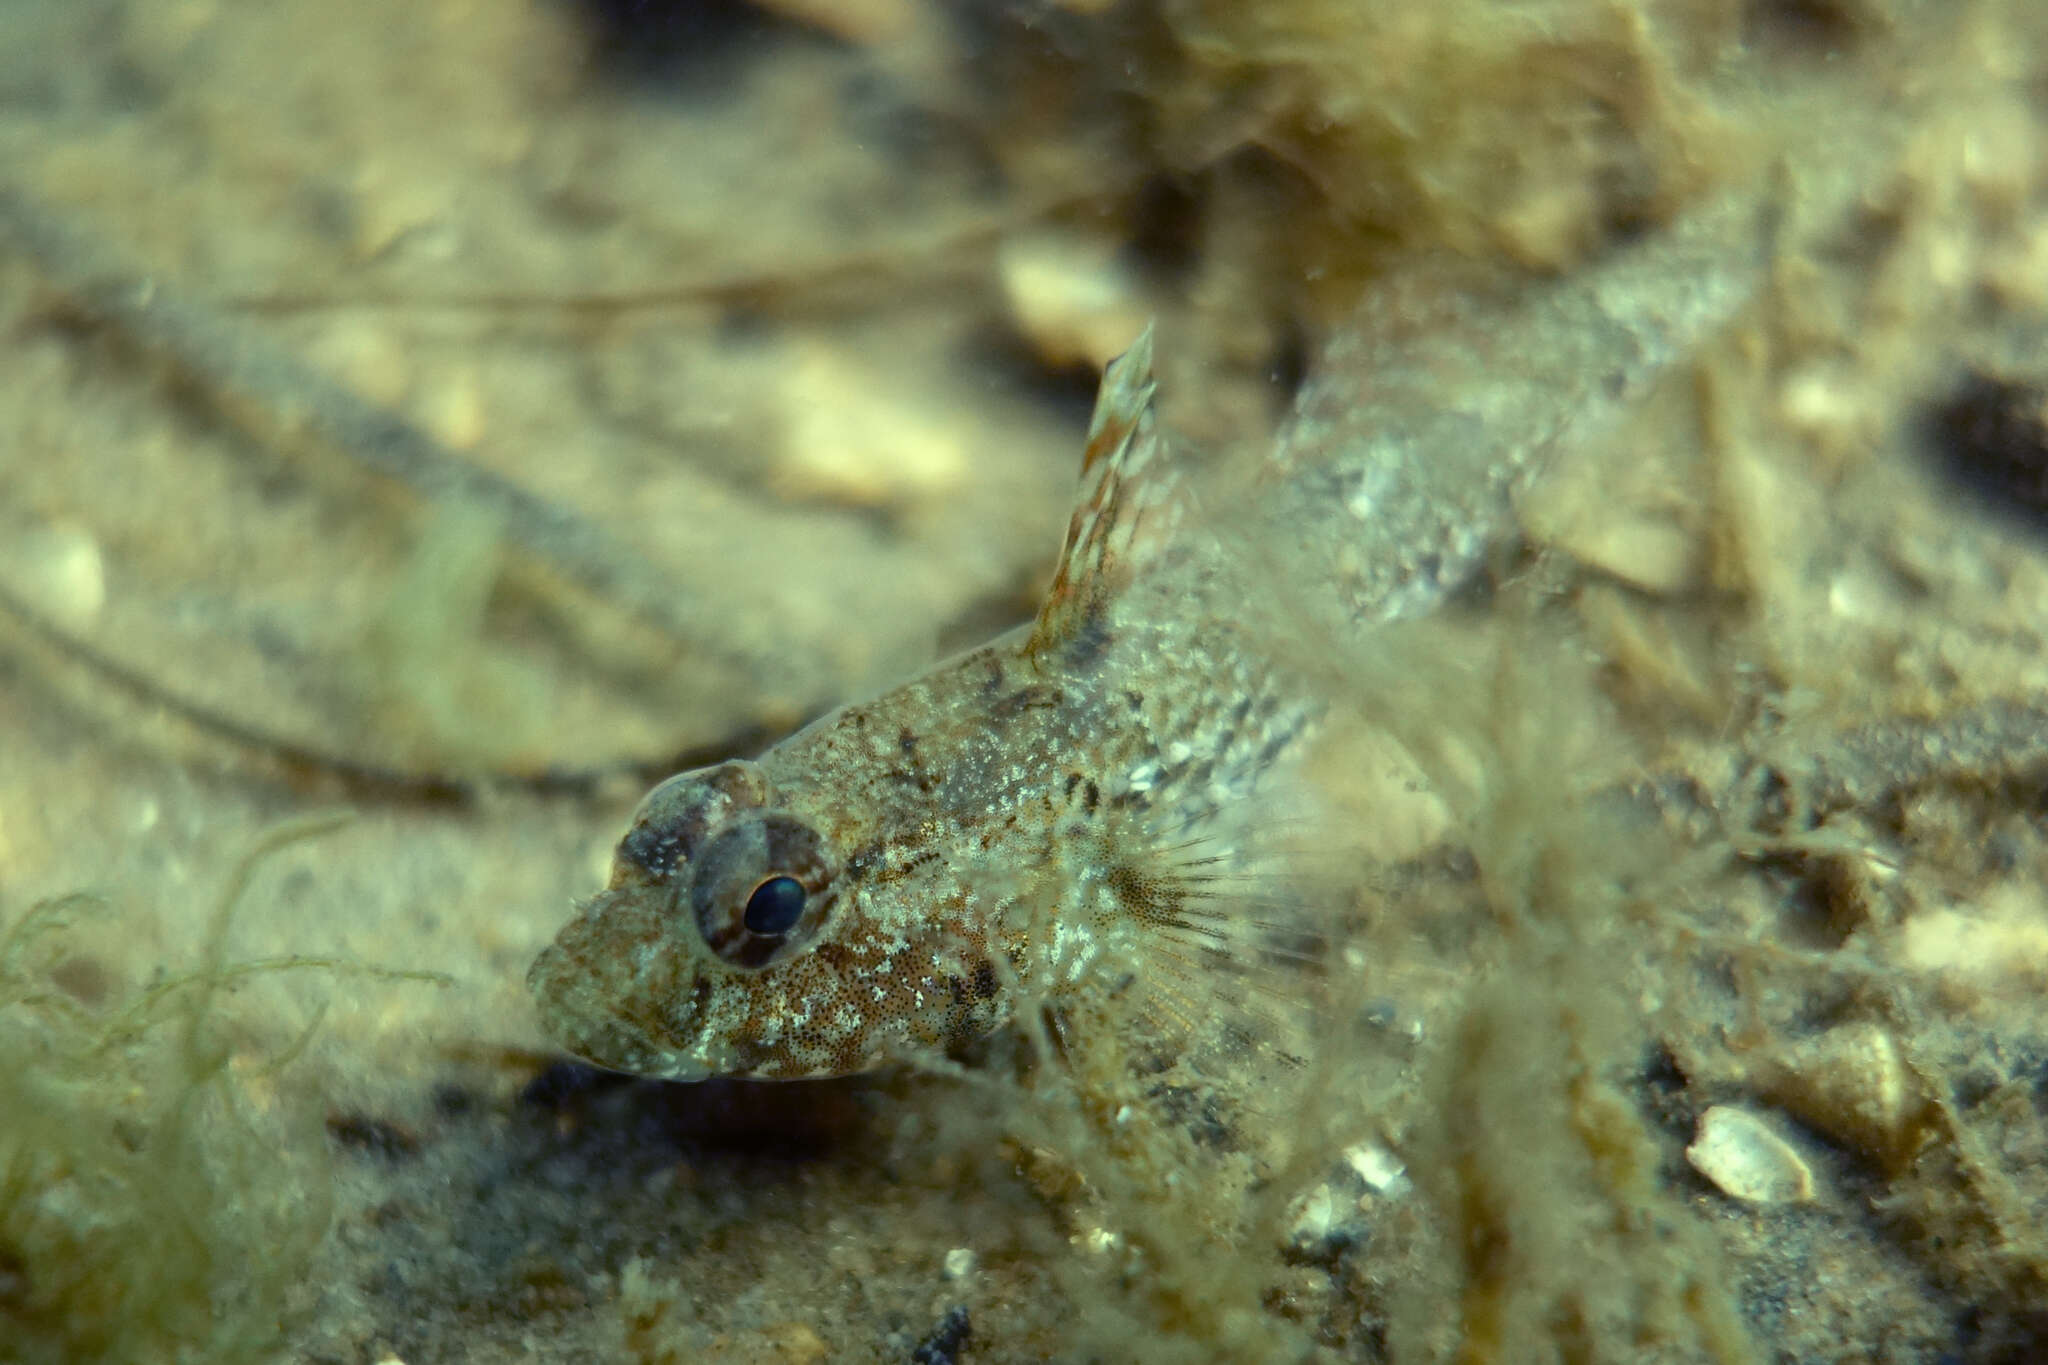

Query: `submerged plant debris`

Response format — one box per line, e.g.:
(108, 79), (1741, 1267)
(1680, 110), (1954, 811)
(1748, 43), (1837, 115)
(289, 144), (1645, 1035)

(0, 820), (356, 1365)
(1, 0), (2047, 1362)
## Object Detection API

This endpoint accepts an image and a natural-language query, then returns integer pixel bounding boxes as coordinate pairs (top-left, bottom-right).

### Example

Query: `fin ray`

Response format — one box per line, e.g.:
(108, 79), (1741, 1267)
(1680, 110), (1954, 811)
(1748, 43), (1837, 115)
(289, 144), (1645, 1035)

(1027, 326), (1175, 658)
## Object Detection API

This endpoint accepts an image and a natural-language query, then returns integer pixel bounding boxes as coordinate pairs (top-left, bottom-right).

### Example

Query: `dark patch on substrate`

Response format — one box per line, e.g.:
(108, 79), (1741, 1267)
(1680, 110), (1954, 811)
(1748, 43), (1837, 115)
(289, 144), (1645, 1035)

(1744, 0), (1876, 59)
(344, 1064), (886, 1358)
(517, 1060), (868, 1163)
(326, 1111), (424, 1162)
(562, 0), (836, 95)
(910, 1304), (973, 1365)
(1919, 371), (2048, 533)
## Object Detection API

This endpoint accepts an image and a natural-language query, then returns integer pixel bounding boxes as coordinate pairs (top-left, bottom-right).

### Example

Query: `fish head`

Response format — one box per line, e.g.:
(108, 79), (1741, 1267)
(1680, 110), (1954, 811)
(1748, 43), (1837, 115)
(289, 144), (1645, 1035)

(527, 754), (994, 1080)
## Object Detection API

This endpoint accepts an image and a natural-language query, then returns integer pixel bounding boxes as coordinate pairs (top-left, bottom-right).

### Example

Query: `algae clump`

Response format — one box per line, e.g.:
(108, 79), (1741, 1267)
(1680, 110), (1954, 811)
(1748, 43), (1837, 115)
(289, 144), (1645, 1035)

(0, 818), (345, 1365)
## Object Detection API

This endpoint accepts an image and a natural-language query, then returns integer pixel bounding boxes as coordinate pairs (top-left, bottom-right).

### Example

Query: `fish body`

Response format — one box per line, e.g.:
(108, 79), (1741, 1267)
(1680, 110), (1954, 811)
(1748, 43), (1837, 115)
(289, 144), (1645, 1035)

(529, 337), (1314, 1078)
(528, 194), (1771, 1081)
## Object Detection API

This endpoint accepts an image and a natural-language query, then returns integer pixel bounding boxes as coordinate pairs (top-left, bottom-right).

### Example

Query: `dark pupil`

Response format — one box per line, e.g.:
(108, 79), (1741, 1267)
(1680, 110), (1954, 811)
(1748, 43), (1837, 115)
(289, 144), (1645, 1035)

(742, 876), (806, 935)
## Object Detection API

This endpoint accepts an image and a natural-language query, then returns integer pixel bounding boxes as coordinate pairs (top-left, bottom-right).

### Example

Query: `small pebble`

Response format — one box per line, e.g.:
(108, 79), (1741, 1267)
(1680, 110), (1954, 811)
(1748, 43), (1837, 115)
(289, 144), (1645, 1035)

(1284, 1183), (1337, 1253)
(14, 522), (106, 630)
(1778, 360), (1881, 468)
(1686, 1105), (1815, 1205)
(1284, 1140), (1400, 1263)
(1898, 886), (2048, 986)
(774, 344), (966, 508)
(349, 159), (454, 261)
(422, 368), (487, 451)
(1078, 1226), (1120, 1255)
(306, 316), (410, 408)
(1342, 1140), (1409, 1197)
(1492, 180), (1600, 272)
(1564, 514), (1700, 595)
(1524, 444), (1700, 595)
(998, 229), (1151, 372)
(940, 1247), (975, 1281)
(1753, 1022), (1928, 1173)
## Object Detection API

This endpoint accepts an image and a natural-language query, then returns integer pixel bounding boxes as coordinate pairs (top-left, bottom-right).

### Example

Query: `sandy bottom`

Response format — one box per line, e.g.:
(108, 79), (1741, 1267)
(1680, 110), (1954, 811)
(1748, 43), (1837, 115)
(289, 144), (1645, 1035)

(2, 2), (2047, 1361)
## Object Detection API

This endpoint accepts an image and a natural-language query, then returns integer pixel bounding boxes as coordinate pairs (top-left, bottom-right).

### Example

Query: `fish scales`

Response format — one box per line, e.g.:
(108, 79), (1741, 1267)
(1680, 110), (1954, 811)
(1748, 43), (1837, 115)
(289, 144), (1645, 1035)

(526, 193), (1771, 1081)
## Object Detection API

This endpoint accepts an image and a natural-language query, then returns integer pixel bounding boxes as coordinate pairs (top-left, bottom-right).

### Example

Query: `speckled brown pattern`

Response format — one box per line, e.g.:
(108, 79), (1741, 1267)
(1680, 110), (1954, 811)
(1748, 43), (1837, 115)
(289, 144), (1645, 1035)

(529, 200), (1768, 1080)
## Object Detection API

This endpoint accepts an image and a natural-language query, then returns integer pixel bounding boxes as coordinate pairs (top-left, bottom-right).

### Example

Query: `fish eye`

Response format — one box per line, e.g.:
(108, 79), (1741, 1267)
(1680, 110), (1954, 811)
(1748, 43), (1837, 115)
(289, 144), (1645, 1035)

(742, 875), (806, 935)
(687, 814), (838, 969)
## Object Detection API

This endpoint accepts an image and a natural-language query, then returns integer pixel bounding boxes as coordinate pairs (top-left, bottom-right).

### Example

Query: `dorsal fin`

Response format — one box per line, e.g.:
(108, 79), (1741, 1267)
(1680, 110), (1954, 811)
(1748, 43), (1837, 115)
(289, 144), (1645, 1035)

(1027, 326), (1175, 660)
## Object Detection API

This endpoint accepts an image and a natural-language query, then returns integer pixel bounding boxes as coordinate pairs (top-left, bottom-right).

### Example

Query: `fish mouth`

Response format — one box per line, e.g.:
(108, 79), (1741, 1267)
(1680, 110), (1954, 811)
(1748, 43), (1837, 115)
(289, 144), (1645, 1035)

(525, 894), (725, 1081)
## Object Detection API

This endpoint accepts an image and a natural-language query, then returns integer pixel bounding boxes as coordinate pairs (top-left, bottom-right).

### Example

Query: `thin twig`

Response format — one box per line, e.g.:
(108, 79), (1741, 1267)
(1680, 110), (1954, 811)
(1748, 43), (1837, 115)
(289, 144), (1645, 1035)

(0, 573), (797, 805)
(0, 181), (812, 702)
